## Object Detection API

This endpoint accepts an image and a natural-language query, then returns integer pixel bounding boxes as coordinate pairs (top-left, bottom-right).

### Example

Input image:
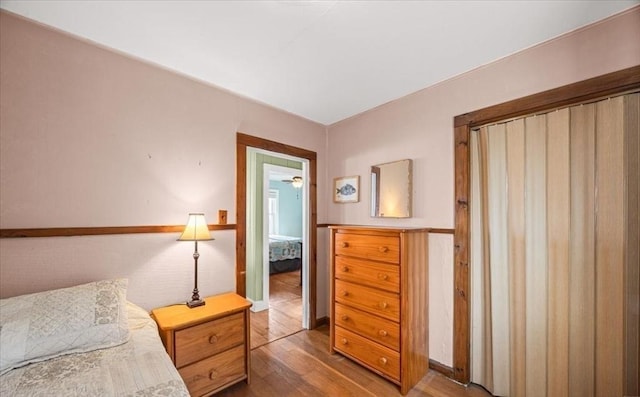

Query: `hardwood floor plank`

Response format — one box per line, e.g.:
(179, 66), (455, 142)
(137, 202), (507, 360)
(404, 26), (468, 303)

(288, 331), (389, 389)
(237, 270), (490, 396)
(219, 326), (491, 397)
(251, 348), (313, 396)
(251, 270), (304, 349)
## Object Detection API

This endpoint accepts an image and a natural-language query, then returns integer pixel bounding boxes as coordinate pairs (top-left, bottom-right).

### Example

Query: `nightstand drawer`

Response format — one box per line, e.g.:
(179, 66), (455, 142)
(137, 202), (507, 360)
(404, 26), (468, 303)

(334, 326), (400, 381)
(335, 233), (400, 264)
(334, 279), (400, 322)
(334, 303), (400, 351)
(334, 256), (400, 293)
(175, 312), (244, 368)
(179, 344), (246, 397)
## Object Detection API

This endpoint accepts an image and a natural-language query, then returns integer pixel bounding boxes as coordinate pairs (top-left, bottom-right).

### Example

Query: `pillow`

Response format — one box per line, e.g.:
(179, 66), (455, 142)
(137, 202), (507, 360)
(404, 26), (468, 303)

(0, 279), (130, 375)
(125, 300), (156, 331)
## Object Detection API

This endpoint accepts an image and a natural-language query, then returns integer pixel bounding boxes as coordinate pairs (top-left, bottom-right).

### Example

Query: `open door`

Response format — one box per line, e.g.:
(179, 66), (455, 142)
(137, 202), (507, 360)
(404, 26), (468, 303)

(236, 132), (318, 330)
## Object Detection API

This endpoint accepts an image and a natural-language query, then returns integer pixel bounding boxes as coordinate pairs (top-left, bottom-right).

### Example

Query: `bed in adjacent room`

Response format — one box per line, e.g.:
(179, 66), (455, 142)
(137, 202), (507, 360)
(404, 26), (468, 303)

(269, 234), (302, 275)
(0, 279), (189, 397)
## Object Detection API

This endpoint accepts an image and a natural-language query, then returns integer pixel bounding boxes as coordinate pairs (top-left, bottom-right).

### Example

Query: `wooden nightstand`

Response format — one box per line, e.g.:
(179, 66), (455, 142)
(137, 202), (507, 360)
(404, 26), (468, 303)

(151, 292), (252, 396)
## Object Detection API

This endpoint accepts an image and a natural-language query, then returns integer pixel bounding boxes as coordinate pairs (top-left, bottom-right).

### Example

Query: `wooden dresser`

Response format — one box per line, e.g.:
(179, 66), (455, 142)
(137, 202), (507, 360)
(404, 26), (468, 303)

(329, 226), (429, 395)
(151, 293), (252, 396)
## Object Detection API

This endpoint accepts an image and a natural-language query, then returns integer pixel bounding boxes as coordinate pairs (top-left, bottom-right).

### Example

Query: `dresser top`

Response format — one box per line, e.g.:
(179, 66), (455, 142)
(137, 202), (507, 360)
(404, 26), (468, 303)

(328, 225), (430, 233)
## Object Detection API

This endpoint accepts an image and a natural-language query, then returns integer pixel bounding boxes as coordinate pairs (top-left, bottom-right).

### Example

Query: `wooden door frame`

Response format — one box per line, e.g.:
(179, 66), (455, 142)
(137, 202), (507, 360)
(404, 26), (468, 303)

(452, 65), (640, 384)
(236, 132), (318, 329)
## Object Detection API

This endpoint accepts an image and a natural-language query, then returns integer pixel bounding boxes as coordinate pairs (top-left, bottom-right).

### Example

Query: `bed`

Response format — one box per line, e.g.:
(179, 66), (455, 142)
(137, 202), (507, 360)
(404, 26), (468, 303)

(269, 234), (302, 275)
(0, 279), (190, 397)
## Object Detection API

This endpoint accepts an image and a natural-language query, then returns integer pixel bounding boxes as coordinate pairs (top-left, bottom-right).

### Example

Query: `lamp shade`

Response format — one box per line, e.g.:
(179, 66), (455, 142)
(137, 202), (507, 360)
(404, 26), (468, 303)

(177, 213), (213, 241)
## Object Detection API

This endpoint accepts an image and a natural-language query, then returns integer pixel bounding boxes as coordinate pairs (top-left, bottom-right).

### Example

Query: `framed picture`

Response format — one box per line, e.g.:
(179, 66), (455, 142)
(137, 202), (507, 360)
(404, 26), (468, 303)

(334, 175), (360, 203)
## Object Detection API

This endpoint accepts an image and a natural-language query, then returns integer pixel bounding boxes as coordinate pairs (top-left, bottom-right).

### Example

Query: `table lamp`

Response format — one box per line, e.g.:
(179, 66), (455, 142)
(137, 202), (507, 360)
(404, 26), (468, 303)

(178, 213), (213, 308)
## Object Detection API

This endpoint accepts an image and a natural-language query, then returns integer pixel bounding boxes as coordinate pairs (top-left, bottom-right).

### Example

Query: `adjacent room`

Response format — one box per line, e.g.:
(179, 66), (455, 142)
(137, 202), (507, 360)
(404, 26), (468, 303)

(1, 1), (638, 396)
(250, 157), (306, 349)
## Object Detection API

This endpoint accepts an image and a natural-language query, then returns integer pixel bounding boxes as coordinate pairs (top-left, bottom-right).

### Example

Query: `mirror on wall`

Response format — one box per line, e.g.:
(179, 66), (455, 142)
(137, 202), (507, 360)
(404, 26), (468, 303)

(370, 159), (412, 218)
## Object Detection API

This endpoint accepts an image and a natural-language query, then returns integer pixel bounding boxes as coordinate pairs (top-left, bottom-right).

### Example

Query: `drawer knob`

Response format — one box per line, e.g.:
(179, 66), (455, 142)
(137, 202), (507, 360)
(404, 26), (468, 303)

(208, 335), (218, 344)
(379, 301), (388, 309)
(378, 246), (389, 253)
(341, 242), (349, 248)
(341, 290), (349, 297)
(378, 273), (389, 280)
(341, 314), (349, 321)
(379, 329), (388, 337)
(342, 266), (349, 272)
(341, 338), (348, 345)
(379, 357), (388, 366)
(209, 371), (216, 380)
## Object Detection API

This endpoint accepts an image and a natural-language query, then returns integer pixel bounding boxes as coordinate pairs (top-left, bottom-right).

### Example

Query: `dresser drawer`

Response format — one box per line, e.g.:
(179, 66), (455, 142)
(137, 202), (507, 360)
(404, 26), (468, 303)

(334, 326), (400, 381)
(335, 256), (400, 293)
(335, 303), (400, 351)
(335, 233), (400, 264)
(179, 344), (246, 396)
(175, 312), (245, 368)
(334, 279), (400, 322)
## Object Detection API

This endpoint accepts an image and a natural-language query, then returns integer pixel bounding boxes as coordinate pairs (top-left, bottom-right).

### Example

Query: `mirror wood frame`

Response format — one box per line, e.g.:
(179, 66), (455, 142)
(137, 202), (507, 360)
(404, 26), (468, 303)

(370, 159), (413, 218)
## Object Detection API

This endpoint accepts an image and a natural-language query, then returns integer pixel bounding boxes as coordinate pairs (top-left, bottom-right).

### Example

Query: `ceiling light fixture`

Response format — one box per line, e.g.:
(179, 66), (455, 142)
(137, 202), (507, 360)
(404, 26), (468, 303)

(291, 176), (303, 189)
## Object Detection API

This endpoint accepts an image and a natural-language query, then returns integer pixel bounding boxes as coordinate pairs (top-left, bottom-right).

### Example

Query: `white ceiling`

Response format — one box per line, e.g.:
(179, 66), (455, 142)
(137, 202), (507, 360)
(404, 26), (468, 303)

(1, 1), (637, 125)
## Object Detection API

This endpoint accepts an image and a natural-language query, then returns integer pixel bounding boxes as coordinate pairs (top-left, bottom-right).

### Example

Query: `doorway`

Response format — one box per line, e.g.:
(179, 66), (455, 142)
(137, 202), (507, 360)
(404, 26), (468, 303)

(248, 162), (305, 348)
(235, 132), (318, 337)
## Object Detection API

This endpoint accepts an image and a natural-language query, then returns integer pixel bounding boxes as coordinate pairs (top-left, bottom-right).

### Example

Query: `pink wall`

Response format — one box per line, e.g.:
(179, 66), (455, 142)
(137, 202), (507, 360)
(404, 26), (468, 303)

(2, 6), (639, 371)
(327, 7), (640, 367)
(0, 11), (327, 311)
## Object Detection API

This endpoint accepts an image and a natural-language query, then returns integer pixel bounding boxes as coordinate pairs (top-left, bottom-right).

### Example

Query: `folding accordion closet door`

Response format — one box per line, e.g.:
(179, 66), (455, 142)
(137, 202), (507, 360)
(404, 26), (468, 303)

(469, 93), (639, 397)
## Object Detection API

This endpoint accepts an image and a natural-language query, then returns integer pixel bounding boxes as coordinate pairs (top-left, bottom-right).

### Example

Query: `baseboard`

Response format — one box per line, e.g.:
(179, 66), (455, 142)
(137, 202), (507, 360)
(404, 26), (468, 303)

(314, 316), (329, 327)
(247, 298), (269, 312)
(429, 359), (455, 378)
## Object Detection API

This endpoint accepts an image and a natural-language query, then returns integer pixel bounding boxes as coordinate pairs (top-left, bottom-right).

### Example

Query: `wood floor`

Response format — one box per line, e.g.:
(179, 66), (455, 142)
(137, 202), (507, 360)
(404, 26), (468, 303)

(232, 269), (491, 396)
(250, 269), (303, 349)
(219, 325), (491, 397)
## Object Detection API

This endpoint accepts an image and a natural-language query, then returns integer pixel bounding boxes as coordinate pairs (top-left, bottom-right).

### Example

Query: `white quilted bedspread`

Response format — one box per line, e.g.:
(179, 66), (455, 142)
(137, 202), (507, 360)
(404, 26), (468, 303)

(0, 302), (189, 397)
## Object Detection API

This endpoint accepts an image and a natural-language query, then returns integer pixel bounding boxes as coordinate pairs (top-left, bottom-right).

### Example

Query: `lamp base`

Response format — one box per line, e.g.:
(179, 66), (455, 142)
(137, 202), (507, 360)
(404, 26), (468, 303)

(186, 299), (206, 308)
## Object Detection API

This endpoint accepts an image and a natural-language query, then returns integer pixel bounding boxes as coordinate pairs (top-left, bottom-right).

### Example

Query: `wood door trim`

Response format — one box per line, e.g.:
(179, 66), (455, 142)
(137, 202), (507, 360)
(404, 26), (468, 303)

(236, 132), (318, 329)
(452, 65), (640, 385)
(455, 65), (640, 128)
